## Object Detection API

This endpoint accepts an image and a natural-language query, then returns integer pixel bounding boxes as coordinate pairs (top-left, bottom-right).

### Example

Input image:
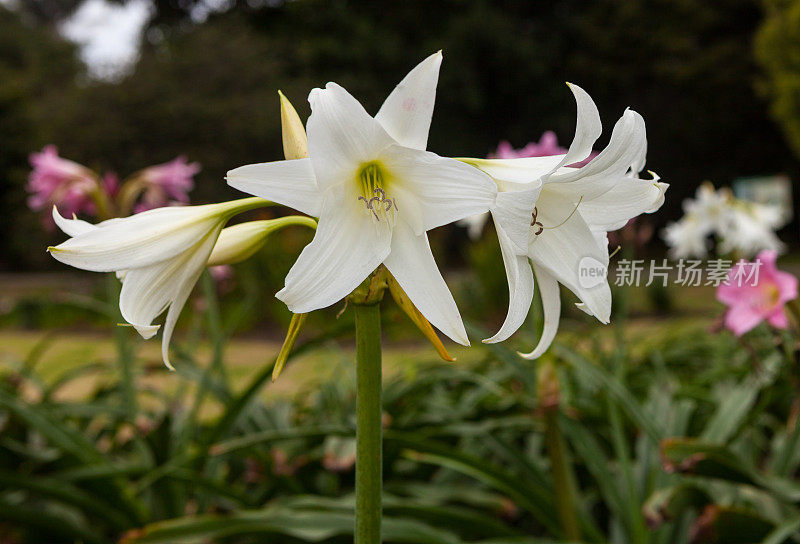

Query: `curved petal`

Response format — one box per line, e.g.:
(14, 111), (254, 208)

(160, 231), (220, 370)
(52, 206), (123, 237)
(491, 184), (542, 253)
(724, 304), (763, 336)
(548, 108), (646, 189)
(457, 155), (565, 185)
(52, 207), (95, 236)
(383, 220), (469, 345)
(483, 221), (534, 343)
(578, 178), (668, 231)
(380, 145), (496, 232)
(376, 51), (442, 151)
(118, 227), (221, 368)
(540, 83), (603, 177)
(767, 308), (790, 329)
(307, 82), (394, 189)
(519, 263), (561, 359)
(277, 194), (391, 313)
(49, 205), (224, 272)
(528, 193), (611, 322)
(227, 158), (322, 217)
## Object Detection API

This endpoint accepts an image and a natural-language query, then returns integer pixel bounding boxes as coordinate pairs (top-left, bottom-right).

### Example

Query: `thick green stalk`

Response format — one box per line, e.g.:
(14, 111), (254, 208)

(354, 302), (382, 544)
(543, 409), (581, 541)
(538, 361), (580, 541)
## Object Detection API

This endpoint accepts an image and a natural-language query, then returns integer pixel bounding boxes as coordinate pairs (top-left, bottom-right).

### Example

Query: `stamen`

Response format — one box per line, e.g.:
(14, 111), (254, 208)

(531, 195), (584, 237)
(355, 161), (398, 223)
(358, 188), (399, 222)
(530, 206), (544, 235)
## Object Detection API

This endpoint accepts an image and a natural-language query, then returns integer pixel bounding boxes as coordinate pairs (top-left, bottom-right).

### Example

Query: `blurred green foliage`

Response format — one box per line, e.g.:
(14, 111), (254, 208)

(1, 278), (799, 543)
(756, 0), (800, 159)
(1, 0), (798, 270)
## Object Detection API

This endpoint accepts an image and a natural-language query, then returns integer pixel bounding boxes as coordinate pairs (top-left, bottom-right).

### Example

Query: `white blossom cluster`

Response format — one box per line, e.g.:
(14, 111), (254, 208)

(662, 182), (786, 259)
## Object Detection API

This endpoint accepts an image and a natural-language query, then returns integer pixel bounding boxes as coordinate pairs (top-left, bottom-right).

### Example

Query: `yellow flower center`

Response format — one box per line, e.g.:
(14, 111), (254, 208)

(356, 161), (398, 223)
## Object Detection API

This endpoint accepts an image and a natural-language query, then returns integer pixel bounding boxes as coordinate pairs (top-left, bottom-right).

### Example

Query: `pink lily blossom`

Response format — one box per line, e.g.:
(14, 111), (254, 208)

(134, 156), (200, 213)
(717, 250), (798, 336)
(27, 145), (99, 221)
(491, 131), (597, 167)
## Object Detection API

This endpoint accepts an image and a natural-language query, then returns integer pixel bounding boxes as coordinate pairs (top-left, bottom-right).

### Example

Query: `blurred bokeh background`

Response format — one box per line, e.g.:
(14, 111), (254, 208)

(4, 3), (800, 543)
(2, 0), (799, 271)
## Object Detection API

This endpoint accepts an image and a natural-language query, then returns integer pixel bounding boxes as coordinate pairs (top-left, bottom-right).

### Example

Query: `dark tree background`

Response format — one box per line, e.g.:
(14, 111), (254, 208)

(1, 0), (797, 269)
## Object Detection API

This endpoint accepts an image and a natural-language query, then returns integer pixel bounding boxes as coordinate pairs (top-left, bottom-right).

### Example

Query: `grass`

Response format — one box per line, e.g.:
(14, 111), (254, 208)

(0, 328), (478, 405)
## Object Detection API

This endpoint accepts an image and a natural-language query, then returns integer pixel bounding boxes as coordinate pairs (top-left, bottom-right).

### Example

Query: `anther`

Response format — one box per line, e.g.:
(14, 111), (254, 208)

(532, 196), (584, 236)
(358, 188), (399, 221)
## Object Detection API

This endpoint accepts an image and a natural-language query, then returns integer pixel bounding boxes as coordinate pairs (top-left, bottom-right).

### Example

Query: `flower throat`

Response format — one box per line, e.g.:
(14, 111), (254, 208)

(357, 161), (398, 223)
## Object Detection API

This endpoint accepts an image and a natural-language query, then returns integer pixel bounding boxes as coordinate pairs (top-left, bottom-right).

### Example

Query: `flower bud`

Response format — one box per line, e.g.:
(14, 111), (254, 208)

(279, 91), (308, 160)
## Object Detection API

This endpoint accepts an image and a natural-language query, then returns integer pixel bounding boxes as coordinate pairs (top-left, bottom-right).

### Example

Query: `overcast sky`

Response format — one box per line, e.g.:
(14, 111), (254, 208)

(59, 0), (152, 80)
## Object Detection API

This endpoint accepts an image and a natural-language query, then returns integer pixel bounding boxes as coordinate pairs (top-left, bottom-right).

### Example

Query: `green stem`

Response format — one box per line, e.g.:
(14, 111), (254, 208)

(543, 409), (581, 541)
(354, 302), (382, 544)
(105, 274), (136, 421)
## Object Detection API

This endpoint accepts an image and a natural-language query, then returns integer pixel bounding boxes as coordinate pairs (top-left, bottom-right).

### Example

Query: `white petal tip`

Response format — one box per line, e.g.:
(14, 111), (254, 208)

(517, 350), (540, 360)
(133, 323), (161, 340)
(163, 360), (176, 372)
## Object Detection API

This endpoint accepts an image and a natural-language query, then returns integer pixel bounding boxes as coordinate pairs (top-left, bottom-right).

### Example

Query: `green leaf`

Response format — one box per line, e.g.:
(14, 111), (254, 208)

(642, 484), (711, 528)
(120, 509), (464, 544)
(700, 353), (780, 444)
(385, 430), (563, 536)
(661, 438), (800, 502)
(553, 345), (663, 442)
(689, 505), (776, 544)
(761, 516), (800, 544)
(0, 470), (134, 529)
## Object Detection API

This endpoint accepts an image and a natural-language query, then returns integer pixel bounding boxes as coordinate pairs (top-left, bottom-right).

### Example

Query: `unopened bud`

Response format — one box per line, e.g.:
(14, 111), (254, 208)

(279, 91), (308, 160)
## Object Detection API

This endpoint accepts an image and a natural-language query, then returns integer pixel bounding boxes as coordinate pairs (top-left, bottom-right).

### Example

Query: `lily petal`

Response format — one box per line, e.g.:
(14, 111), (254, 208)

(52, 206), (121, 237)
(49, 206), (224, 272)
(529, 193), (611, 322)
(118, 228), (221, 369)
(376, 51), (442, 151)
(483, 222), (534, 343)
(307, 82), (394, 189)
(519, 263), (561, 359)
(227, 158), (322, 217)
(161, 231), (220, 369)
(381, 144), (496, 232)
(457, 155), (565, 185)
(579, 178), (669, 231)
(541, 83), (602, 177)
(491, 184), (542, 253)
(277, 195), (391, 313)
(383, 220), (469, 346)
(549, 108), (646, 189)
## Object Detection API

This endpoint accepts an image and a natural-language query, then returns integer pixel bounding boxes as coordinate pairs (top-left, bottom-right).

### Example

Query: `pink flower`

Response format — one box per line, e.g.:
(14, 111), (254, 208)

(135, 156), (199, 212)
(717, 250), (798, 336)
(27, 145), (98, 220)
(102, 172), (120, 199)
(491, 131), (597, 167)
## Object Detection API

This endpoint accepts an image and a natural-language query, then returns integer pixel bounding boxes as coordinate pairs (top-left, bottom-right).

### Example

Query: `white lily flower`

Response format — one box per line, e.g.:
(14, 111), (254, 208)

(719, 201), (785, 256)
(227, 52), (499, 345)
(662, 182), (786, 258)
(662, 216), (712, 259)
(49, 197), (267, 369)
(460, 84), (667, 357)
